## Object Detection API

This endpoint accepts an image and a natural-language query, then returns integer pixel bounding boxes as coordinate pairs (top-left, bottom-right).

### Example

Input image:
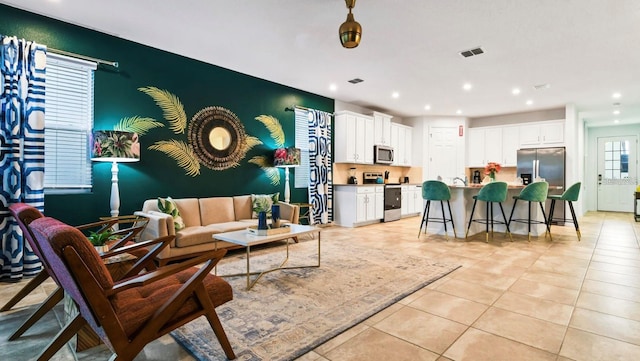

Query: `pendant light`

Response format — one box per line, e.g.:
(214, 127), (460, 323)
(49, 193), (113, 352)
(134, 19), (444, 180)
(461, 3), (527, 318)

(339, 0), (361, 48)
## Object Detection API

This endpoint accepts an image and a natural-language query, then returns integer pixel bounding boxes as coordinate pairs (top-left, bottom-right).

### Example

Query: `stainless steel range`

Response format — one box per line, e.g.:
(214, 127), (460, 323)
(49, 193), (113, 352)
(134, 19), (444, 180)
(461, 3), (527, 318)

(383, 184), (402, 222)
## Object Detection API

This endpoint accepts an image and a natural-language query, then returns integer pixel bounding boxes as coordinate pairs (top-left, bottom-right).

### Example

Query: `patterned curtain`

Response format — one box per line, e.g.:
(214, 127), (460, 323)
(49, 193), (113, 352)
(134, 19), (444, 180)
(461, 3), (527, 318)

(0, 36), (46, 281)
(307, 109), (332, 224)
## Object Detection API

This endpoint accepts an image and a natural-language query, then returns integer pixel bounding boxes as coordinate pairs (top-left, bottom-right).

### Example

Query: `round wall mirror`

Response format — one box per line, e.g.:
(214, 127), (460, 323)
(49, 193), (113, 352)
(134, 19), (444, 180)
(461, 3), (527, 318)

(188, 106), (248, 170)
(209, 127), (232, 150)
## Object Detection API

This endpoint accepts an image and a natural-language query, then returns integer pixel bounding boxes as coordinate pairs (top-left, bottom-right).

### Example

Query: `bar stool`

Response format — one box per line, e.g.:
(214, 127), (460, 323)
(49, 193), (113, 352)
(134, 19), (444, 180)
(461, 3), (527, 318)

(466, 181), (512, 242)
(547, 182), (582, 240)
(508, 181), (550, 241)
(418, 180), (456, 238)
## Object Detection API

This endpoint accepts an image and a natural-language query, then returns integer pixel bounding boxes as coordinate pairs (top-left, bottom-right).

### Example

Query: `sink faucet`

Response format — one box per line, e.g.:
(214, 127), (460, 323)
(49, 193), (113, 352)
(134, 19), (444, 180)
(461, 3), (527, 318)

(453, 176), (467, 186)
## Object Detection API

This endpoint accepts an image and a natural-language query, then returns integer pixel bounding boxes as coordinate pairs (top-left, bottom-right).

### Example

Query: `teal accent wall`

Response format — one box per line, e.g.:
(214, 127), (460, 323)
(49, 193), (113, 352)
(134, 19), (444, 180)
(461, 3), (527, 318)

(0, 5), (334, 225)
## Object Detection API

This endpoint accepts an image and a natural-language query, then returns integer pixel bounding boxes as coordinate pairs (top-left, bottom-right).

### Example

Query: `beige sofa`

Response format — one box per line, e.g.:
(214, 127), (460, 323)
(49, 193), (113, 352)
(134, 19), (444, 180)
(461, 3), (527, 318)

(135, 195), (299, 265)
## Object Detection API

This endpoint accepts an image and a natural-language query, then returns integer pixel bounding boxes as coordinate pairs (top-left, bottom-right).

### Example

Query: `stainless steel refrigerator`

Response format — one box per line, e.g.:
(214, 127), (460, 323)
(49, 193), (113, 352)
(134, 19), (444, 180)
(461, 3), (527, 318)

(517, 147), (566, 224)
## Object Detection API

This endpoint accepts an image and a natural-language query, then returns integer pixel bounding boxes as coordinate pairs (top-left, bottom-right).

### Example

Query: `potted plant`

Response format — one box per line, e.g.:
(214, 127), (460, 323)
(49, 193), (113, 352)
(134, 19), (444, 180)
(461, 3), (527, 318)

(87, 229), (116, 253)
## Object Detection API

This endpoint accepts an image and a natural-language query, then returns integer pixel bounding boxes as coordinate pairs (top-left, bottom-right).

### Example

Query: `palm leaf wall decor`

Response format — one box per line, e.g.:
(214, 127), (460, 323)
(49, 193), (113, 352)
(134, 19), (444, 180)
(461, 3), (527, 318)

(113, 116), (164, 135)
(249, 156), (280, 185)
(255, 115), (285, 147)
(148, 140), (201, 177)
(138, 86), (187, 134)
(242, 135), (263, 153)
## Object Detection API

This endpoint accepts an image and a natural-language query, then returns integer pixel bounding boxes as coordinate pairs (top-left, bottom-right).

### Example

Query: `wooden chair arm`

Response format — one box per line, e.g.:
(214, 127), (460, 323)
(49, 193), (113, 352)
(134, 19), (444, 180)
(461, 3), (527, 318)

(99, 236), (169, 259)
(106, 250), (226, 295)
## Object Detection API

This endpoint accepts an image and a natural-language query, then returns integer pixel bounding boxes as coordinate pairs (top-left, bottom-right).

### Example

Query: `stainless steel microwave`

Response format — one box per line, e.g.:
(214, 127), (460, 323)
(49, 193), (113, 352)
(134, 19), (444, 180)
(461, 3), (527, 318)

(374, 145), (394, 165)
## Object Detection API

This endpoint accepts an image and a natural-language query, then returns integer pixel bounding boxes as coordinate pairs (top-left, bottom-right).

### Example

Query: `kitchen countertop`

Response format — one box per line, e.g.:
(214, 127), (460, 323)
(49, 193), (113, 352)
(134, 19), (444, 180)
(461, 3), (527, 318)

(333, 183), (422, 187)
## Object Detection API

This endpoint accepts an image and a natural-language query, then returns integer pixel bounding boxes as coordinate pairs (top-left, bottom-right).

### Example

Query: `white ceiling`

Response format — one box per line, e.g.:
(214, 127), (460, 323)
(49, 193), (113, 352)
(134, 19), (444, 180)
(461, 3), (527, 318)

(3, 0), (640, 126)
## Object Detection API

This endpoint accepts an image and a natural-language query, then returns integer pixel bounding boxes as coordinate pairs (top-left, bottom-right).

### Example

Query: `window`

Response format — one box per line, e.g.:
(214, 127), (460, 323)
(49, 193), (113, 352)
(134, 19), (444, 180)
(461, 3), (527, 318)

(294, 109), (310, 188)
(44, 53), (96, 193)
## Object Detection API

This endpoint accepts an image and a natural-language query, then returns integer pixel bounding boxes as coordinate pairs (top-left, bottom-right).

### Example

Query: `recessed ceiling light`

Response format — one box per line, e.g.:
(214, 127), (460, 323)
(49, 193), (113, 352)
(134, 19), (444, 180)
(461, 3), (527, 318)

(329, 84), (337, 91)
(613, 109), (621, 115)
(526, 99), (533, 106)
(456, 109), (463, 115)
(391, 92), (400, 98)
(612, 92), (621, 99)
(614, 119), (620, 123)
(512, 88), (521, 95)
(424, 104), (431, 110)
(462, 83), (472, 91)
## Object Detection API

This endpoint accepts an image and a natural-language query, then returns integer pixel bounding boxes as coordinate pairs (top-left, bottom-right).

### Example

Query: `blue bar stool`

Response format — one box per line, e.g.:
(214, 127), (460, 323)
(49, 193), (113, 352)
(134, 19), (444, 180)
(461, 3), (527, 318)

(466, 181), (512, 242)
(508, 181), (551, 241)
(547, 182), (582, 240)
(418, 180), (456, 238)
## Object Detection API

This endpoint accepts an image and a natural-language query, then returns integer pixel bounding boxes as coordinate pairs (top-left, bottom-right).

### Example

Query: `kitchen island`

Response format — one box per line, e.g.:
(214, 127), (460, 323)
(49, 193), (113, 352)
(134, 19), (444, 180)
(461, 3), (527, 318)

(422, 184), (563, 239)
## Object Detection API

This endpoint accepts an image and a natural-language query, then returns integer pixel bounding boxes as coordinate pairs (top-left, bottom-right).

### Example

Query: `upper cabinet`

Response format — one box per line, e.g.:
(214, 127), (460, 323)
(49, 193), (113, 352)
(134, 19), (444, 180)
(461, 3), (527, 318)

(334, 111), (374, 164)
(502, 125), (520, 166)
(519, 120), (564, 148)
(467, 127), (503, 167)
(390, 123), (413, 166)
(372, 111), (392, 146)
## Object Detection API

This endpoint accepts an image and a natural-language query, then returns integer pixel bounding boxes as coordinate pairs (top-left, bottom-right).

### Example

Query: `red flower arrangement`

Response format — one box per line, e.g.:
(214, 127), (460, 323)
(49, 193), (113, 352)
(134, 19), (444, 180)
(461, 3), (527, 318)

(484, 162), (501, 180)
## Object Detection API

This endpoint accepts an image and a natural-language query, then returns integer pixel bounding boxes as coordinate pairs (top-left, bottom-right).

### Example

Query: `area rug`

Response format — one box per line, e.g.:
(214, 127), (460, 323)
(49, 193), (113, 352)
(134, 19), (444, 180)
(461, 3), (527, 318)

(171, 237), (460, 361)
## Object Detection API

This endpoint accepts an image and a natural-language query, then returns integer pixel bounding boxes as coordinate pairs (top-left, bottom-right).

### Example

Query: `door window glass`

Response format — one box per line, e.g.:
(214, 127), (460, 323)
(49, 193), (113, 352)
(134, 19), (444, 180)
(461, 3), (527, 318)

(603, 140), (629, 179)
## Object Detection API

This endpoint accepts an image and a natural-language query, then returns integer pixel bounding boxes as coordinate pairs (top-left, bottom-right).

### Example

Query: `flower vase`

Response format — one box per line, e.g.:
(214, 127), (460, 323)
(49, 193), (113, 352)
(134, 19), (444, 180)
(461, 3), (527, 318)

(489, 171), (496, 182)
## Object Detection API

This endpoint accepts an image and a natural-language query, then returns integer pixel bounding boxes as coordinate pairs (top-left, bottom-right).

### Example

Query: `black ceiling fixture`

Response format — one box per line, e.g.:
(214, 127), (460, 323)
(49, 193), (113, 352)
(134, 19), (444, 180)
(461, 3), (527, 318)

(339, 0), (361, 48)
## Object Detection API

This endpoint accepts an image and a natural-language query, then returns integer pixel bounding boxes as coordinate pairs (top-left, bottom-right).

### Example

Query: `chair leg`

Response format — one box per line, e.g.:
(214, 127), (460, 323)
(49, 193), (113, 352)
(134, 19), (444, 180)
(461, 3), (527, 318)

(9, 287), (63, 340)
(1, 271), (50, 311)
(527, 201), (532, 242)
(466, 199), (478, 238)
(547, 199), (556, 229)
(508, 199), (518, 227)
(485, 201), (490, 243)
(539, 202), (551, 241)
(447, 200), (457, 238)
(568, 201), (581, 241)
(498, 202), (513, 241)
(37, 314), (87, 361)
(440, 201), (449, 238)
(418, 200), (431, 237)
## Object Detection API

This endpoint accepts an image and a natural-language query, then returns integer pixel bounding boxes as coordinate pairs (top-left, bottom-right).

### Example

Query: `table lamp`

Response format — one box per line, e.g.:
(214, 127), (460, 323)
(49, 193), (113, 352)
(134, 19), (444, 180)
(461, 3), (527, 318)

(274, 147), (300, 203)
(91, 130), (140, 217)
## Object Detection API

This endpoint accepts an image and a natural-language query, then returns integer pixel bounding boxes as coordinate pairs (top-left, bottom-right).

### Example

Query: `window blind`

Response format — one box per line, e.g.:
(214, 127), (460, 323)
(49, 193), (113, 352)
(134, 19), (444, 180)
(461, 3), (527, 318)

(44, 53), (96, 192)
(294, 109), (310, 188)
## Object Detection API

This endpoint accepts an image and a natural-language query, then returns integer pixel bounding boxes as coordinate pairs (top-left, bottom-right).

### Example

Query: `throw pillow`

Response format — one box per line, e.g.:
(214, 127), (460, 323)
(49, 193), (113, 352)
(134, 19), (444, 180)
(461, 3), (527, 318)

(251, 193), (280, 218)
(157, 197), (186, 231)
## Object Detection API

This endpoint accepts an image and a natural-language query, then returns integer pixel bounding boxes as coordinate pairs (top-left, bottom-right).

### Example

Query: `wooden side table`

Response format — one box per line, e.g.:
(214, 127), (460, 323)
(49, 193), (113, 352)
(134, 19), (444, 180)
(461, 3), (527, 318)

(635, 192), (640, 222)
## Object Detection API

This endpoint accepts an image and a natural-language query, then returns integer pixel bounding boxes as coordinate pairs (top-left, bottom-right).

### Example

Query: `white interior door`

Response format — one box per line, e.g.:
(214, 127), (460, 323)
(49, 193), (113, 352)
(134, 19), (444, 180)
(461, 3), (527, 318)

(597, 136), (637, 212)
(429, 127), (458, 182)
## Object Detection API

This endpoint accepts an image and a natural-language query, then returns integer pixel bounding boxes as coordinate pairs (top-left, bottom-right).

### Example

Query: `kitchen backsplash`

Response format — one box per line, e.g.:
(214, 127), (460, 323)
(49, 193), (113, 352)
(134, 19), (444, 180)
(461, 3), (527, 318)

(334, 163), (423, 184)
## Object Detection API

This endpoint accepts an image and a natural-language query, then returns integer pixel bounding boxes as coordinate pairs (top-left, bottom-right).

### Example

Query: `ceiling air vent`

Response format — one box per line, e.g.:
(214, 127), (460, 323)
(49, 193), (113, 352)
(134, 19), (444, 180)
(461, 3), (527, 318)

(348, 78), (364, 84)
(459, 47), (484, 58)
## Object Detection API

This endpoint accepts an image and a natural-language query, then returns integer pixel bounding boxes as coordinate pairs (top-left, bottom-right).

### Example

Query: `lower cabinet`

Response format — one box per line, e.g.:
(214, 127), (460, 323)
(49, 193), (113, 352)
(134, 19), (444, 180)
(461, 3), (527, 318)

(334, 185), (384, 227)
(401, 185), (422, 217)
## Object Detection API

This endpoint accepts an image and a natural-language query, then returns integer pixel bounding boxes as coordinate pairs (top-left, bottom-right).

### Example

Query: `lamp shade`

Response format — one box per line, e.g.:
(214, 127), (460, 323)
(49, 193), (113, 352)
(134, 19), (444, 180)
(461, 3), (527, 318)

(274, 147), (300, 167)
(91, 130), (140, 162)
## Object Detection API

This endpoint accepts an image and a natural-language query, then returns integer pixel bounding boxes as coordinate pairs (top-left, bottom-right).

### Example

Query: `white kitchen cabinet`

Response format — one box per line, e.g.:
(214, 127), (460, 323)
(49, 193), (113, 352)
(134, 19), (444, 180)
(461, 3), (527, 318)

(502, 125), (520, 166)
(519, 120), (564, 148)
(334, 185), (383, 227)
(401, 185), (421, 216)
(372, 111), (392, 146)
(334, 111), (374, 164)
(391, 123), (413, 166)
(467, 127), (503, 167)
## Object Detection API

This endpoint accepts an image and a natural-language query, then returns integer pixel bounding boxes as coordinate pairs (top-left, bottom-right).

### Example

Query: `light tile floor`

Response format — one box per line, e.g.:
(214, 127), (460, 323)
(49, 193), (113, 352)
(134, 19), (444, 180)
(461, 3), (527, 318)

(1, 211), (639, 360)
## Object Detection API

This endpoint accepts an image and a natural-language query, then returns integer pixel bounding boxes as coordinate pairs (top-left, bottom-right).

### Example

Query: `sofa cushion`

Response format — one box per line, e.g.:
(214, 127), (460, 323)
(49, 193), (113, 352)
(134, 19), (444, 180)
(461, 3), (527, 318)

(172, 198), (201, 227)
(251, 193), (279, 218)
(174, 226), (218, 248)
(233, 195), (253, 221)
(208, 221), (252, 233)
(157, 197), (185, 231)
(199, 197), (235, 225)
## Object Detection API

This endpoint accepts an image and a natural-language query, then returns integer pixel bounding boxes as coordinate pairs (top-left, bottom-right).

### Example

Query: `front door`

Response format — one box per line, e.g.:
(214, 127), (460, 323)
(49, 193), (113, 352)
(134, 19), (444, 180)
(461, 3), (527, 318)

(597, 136), (637, 212)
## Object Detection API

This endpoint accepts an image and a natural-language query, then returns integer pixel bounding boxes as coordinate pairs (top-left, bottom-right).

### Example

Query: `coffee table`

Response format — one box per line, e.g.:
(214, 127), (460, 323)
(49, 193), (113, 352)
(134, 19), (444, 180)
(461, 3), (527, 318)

(213, 224), (321, 290)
